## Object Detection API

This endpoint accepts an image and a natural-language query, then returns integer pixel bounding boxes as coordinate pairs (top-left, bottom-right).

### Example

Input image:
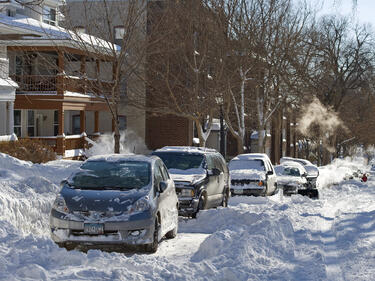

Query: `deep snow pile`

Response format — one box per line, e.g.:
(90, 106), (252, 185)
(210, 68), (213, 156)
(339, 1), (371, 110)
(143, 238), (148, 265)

(1, 153), (375, 280)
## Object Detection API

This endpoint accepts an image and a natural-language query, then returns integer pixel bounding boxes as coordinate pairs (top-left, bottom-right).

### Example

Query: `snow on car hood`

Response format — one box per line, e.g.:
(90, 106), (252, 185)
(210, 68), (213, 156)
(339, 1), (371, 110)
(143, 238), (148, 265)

(277, 175), (307, 186)
(229, 169), (266, 181)
(61, 186), (149, 213)
(169, 168), (206, 184)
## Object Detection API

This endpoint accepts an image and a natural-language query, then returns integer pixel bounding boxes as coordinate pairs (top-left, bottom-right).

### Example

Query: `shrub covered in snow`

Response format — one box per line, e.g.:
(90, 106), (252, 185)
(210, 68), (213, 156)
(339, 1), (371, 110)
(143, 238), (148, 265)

(0, 139), (56, 163)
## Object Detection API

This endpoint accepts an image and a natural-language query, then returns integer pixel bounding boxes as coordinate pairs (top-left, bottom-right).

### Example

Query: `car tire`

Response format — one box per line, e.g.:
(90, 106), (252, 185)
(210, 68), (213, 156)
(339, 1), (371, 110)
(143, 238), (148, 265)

(272, 184), (279, 195)
(192, 194), (207, 219)
(221, 190), (229, 207)
(166, 224), (178, 239)
(166, 208), (178, 239)
(146, 218), (160, 253)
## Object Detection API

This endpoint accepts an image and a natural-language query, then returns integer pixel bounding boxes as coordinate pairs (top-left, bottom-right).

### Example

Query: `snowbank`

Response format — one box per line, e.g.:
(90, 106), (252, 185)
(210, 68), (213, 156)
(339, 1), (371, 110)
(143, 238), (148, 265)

(318, 156), (368, 188)
(1, 153), (375, 280)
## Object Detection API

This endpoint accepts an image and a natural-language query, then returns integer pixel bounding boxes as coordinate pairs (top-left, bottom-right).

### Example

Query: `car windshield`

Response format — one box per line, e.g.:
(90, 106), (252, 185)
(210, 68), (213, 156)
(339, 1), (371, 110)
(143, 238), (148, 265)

(282, 167), (301, 177)
(70, 160), (151, 190)
(153, 152), (204, 171)
(229, 159), (265, 171)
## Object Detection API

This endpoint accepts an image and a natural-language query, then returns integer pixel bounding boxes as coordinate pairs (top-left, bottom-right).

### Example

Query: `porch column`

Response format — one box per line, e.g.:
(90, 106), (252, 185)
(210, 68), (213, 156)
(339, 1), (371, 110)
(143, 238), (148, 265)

(80, 110), (86, 133)
(57, 51), (65, 95)
(7, 101), (14, 135)
(80, 56), (86, 94)
(94, 111), (99, 133)
(80, 110), (87, 151)
(56, 108), (65, 156)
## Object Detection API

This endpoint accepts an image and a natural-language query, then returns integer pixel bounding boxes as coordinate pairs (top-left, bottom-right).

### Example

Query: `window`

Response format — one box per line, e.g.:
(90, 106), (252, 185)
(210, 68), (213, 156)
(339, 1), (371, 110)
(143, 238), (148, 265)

(43, 6), (57, 26)
(158, 161), (169, 181)
(114, 26), (125, 40)
(114, 26), (125, 46)
(27, 110), (35, 137)
(14, 110), (21, 137)
(74, 26), (86, 33)
(154, 163), (163, 188)
(119, 115), (127, 131)
(72, 115), (80, 135)
(7, 9), (16, 17)
(54, 110), (59, 136)
(206, 155), (215, 170)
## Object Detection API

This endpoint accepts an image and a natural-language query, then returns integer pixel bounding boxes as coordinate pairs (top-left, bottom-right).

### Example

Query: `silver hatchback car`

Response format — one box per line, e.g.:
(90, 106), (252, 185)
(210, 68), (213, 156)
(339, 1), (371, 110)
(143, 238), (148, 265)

(50, 154), (179, 253)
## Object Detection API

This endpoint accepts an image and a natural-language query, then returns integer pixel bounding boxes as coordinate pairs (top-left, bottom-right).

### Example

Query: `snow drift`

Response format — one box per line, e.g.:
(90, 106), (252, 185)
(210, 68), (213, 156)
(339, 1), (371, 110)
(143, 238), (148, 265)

(1, 152), (375, 280)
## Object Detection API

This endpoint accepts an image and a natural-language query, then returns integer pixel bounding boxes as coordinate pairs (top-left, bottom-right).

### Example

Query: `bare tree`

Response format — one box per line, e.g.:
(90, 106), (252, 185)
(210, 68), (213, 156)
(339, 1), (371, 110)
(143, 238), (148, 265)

(57, 0), (149, 153)
(146, 0), (227, 147)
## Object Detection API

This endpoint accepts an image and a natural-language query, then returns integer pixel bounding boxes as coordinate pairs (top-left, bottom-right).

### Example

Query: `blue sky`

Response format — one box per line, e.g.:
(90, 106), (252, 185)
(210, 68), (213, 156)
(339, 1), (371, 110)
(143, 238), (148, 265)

(312, 0), (375, 28)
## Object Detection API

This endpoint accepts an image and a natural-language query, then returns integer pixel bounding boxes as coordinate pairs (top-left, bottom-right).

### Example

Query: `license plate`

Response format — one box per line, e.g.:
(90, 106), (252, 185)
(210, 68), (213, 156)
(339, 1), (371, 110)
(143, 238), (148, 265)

(84, 223), (104, 235)
(233, 189), (243, 194)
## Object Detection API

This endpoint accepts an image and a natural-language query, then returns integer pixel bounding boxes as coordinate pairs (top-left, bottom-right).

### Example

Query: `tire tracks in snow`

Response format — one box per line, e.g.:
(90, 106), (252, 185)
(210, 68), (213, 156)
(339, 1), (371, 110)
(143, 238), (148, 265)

(317, 195), (345, 281)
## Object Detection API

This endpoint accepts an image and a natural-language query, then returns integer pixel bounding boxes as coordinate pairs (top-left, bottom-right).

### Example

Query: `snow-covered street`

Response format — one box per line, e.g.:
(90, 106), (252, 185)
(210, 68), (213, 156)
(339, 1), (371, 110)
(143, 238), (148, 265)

(1, 153), (375, 280)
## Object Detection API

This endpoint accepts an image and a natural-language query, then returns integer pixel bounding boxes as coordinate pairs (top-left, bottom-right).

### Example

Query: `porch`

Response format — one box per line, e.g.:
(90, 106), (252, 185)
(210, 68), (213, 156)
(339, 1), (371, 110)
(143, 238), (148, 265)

(8, 46), (116, 158)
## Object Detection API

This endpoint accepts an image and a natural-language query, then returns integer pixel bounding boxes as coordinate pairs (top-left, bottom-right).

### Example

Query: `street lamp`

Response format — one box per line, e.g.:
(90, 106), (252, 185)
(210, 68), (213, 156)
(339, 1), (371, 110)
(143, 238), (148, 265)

(215, 97), (226, 158)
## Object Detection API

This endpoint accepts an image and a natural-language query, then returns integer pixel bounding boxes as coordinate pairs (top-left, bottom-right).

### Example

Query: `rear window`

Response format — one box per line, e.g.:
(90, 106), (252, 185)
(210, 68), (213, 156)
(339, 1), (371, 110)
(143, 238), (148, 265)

(282, 167), (301, 177)
(229, 159), (265, 171)
(70, 160), (151, 190)
(153, 152), (204, 171)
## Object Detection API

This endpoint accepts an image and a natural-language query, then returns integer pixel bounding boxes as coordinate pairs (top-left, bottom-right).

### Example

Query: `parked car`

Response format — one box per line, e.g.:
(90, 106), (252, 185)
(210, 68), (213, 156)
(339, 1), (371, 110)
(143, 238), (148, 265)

(274, 161), (308, 196)
(50, 154), (179, 253)
(152, 146), (229, 218)
(280, 157), (319, 188)
(229, 153), (278, 196)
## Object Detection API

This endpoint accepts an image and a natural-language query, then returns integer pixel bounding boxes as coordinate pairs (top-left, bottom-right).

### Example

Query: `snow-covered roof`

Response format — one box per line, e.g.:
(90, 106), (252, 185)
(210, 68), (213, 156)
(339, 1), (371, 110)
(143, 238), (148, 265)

(155, 146), (218, 154)
(0, 14), (119, 53)
(0, 77), (18, 88)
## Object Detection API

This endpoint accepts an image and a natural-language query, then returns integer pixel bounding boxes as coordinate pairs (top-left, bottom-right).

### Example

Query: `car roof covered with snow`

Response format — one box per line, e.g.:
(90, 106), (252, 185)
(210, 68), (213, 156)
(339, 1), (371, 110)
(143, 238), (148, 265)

(280, 157), (312, 166)
(86, 154), (158, 164)
(275, 161), (307, 176)
(154, 146), (219, 155)
(231, 153), (271, 161)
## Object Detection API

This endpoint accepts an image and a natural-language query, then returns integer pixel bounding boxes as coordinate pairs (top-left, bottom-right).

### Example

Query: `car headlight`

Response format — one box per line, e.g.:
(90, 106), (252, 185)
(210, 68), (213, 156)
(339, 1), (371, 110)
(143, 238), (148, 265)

(180, 188), (195, 197)
(52, 194), (70, 214)
(132, 198), (150, 212)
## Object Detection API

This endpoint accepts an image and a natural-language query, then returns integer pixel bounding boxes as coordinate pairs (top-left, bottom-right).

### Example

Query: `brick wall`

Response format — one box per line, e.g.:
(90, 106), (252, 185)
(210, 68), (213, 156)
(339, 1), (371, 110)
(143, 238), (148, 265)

(146, 113), (193, 150)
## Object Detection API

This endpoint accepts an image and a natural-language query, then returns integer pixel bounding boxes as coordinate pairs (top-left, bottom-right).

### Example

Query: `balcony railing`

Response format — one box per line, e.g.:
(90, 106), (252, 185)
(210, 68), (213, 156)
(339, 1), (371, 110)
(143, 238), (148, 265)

(10, 75), (57, 92)
(10, 74), (114, 95)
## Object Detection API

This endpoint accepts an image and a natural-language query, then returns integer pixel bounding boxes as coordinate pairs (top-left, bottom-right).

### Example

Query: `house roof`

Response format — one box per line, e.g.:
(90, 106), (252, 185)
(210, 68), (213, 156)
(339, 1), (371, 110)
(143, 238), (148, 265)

(0, 14), (119, 53)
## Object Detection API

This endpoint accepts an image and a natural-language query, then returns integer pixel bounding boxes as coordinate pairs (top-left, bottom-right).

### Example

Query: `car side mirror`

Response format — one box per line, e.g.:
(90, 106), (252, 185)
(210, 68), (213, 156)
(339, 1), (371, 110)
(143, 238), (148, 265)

(60, 180), (70, 187)
(267, 170), (273, 175)
(159, 181), (168, 193)
(209, 168), (221, 176)
(302, 173), (307, 177)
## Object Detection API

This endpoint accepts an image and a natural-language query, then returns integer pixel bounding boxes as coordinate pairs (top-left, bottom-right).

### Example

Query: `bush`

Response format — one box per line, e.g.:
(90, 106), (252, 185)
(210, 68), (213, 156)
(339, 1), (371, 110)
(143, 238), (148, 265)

(0, 139), (56, 163)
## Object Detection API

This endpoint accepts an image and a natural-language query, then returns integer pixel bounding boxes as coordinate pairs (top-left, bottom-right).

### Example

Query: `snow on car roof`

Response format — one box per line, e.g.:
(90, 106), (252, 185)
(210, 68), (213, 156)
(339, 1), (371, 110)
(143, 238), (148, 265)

(277, 161), (307, 173)
(280, 157), (312, 166)
(154, 146), (218, 154)
(87, 154), (156, 163)
(232, 153), (270, 161)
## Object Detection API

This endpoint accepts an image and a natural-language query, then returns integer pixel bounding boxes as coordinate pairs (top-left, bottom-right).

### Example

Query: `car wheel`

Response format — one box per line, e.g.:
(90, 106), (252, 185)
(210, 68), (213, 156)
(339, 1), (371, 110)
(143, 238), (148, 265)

(166, 224), (178, 239)
(192, 194), (207, 218)
(272, 184), (279, 195)
(221, 190), (229, 207)
(166, 207), (178, 239)
(146, 218), (160, 253)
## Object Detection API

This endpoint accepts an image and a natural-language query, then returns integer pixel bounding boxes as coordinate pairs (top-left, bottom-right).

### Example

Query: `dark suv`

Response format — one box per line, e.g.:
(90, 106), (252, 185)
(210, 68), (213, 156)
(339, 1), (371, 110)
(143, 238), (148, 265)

(152, 146), (229, 218)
